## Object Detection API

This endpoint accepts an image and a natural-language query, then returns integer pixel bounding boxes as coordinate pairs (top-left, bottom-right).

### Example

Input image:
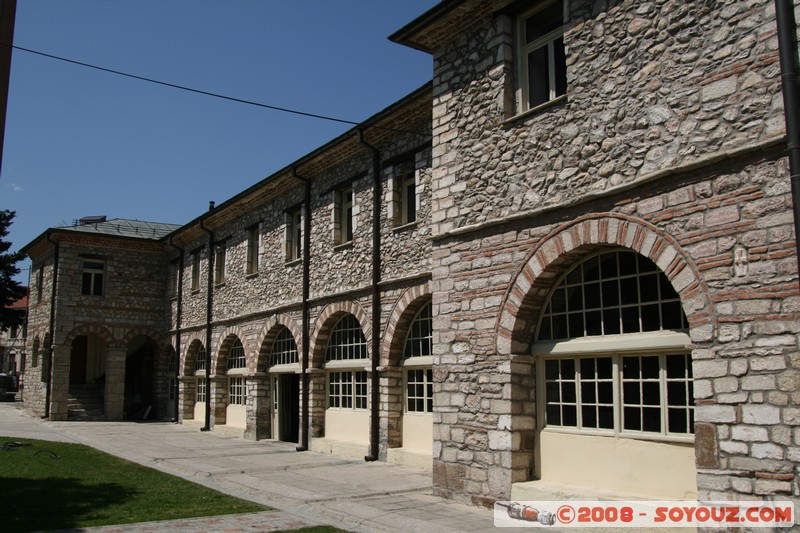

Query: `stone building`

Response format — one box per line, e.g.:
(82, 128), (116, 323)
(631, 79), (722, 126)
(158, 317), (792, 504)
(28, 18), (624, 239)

(19, 0), (800, 510)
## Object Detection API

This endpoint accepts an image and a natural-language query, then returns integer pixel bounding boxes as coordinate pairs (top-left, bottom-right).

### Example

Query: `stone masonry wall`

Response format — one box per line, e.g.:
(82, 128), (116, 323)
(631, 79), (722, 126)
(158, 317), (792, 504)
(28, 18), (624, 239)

(427, 0), (800, 507)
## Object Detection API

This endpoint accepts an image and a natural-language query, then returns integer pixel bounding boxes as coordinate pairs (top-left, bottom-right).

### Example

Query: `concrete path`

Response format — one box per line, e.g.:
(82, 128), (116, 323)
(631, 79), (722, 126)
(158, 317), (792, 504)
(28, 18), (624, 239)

(0, 403), (496, 532)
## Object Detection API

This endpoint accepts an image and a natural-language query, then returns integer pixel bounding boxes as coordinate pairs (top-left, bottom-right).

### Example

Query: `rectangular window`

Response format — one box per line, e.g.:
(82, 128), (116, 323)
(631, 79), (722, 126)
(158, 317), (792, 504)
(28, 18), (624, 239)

(518, 0), (567, 112)
(542, 353), (693, 437)
(328, 370), (368, 410)
(286, 207), (302, 262)
(406, 368), (433, 413)
(196, 378), (206, 403)
(81, 261), (104, 296)
(190, 251), (200, 292)
(214, 242), (226, 286)
(335, 186), (354, 244)
(168, 262), (178, 296)
(246, 225), (259, 275)
(229, 377), (246, 405)
(400, 173), (416, 225)
(36, 267), (44, 303)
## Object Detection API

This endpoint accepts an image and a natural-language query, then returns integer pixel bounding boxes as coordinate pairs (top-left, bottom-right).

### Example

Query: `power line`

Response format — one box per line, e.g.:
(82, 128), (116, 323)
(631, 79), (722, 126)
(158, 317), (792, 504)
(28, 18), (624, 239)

(10, 44), (430, 138)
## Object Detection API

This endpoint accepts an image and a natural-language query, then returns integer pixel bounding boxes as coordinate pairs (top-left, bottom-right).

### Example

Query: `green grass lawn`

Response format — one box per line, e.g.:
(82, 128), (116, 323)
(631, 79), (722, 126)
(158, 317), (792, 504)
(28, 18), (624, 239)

(1, 436), (268, 532)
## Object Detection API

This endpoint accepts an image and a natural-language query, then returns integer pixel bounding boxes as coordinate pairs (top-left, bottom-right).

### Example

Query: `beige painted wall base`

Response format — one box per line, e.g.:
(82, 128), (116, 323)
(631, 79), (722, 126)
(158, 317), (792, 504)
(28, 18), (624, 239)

(310, 437), (369, 460)
(213, 424), (246, 438)
(386, 447), (432, 470)
(182, 419), (204, 429)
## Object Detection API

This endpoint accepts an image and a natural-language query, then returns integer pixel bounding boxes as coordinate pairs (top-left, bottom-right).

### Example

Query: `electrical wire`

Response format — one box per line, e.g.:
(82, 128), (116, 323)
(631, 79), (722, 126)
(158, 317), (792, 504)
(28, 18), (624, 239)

(10, 44), (430, 138)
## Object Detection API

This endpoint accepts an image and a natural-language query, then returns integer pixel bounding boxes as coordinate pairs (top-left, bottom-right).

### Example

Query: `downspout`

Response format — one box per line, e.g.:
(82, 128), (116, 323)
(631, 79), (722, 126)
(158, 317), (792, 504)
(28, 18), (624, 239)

(168, 237), (184, 423)
(292, 168), (311, 452)
(200, 202), (215, 431)
(44, 233), (59, 419)
(775, 0), (800, 274)
(357, 130), (381, 462)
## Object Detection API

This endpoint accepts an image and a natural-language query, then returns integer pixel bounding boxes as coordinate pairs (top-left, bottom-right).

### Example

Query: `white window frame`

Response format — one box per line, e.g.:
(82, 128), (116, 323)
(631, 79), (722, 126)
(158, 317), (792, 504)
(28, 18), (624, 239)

(537, 350), (694, 442)
(404, 367), (433, 414)
(400, 172), (417, 226)
(196, 377), (206, 403)
(227, 339), (245, 371)
(81, 260), (105, 296)
(327, 370), (368, 410)
(271, 327), (298, 366)
(229, 376), (246, 406)
(516, 0), (567, 113)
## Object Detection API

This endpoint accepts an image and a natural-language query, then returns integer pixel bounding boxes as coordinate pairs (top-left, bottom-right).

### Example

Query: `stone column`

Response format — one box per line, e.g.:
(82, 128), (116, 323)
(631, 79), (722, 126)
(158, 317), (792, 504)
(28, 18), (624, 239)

(104, 343), (126, 421)
(379, 366), (403, 459)
(210, 375), (226, 426)
(510, 354), (536, 484)
(308, 368), (326, 438)
(178, 376), (196, 421)
(245, 374), (270, 440)
(48, 344), (71, 421)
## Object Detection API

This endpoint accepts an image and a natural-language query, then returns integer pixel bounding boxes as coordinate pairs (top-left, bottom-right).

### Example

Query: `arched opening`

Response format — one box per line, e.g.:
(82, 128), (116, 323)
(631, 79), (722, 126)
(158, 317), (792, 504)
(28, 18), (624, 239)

(400, 301), (433, 454)
(324, 314), (369, 445)
(186, 340), (206, 422)
(527, 249), (696, 499)
(224, 337), (246, 429)
(68, 334), (106, 420)
(268, 326), (300, 443)
(124, 335), (157, 420)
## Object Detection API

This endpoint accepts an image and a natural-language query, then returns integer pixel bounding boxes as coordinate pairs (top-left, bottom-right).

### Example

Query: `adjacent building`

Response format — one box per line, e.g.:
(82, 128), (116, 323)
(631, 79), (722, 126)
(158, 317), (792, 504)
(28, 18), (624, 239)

(19, 0), (800, 509)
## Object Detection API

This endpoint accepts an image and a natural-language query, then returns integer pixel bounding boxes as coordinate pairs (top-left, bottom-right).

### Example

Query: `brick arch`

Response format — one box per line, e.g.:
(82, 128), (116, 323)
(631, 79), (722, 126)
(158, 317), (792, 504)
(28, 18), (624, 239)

(496, 213), (716, 356)
(63, 324), (114, 347)
(213, 325), (248, 375)
(255, 313), (303, 371)
(309, 300), (370, 368)
(182, 336), (205, 376)
(120, 327), (162, 348)
(381, 284), (432, 367)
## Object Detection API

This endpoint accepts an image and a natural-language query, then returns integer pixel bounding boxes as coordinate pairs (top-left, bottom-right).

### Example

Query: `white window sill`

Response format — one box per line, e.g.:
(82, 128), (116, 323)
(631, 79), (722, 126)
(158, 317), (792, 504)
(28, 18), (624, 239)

(503, 94), (567, 125)
(393, 221), (418, 233)
(334, 241), (354, 252)
(540, 427), (695, 445)
(284, 258), (302, 267)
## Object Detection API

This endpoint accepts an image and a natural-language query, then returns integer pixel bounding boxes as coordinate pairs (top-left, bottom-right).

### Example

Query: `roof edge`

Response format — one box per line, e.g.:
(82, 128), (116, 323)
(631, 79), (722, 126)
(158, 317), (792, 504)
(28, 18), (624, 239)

(388, 0), (467, 52)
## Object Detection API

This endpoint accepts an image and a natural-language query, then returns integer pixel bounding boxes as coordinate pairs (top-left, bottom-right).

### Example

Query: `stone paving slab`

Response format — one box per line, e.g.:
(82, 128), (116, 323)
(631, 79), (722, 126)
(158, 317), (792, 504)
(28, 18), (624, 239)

(1, 404), (497, 533)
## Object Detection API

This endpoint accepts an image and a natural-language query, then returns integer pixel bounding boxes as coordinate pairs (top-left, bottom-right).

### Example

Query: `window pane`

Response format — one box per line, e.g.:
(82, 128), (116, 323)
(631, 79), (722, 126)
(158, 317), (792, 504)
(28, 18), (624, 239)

(567, 313), (584, 338)
(585, 310), (602, 336)
(643, 407), (661, 432)
(584, 282), (601, 309)
(546, 404), (561, 425)
(528, 46), (550, 108)
(641, 356), (659, 379)
(598, 406), (614, 429)
(624, 406), (641, 431)
(582, 405), (597, 428)
(596, 357), (612, 379)
(642, 382), (660, 405)
(562, 405), (577, 426)
(525, 1), (563, 44)
(553, 36), (567, 97)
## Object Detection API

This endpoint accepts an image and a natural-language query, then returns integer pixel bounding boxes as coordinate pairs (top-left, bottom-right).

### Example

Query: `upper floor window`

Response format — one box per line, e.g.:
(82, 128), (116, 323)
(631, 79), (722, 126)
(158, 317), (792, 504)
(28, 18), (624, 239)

(228, 339), (245, 370)
(246, 225), (259, 275)
(400, 173), (417, 225)
(190, 251), (201, 292)
(36, 267), (44, 303)
(81, 260), (104, 296)
(286, 207), (302, 262)
(334, 186), (354, 245)
(195, 346), (207, 372)
(518, 0), (567, 112)
(168, 261), (179, 296)
(214, 241), (227, 286)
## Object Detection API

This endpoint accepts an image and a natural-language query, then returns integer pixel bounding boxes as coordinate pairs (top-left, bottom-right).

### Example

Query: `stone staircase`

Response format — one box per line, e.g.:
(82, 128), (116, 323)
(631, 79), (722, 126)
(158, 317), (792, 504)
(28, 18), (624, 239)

(68, 384), (105, 421)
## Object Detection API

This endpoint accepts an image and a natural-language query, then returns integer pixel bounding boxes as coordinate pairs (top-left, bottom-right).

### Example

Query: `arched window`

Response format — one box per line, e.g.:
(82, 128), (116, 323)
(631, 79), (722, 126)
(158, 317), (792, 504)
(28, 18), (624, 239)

(403, 302), (433, 413)
(326, 314), (368, 410)
(195, 346), (206, 372)
(227, 339), (246, 407)
(272, 327), (298, 366)
(536, 251), (693, 438)
(228, 339), (245, 370)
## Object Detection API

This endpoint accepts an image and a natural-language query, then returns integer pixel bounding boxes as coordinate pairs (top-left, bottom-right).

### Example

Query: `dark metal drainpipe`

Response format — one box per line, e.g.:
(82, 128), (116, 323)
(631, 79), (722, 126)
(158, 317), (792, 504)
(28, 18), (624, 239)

(200, 202), (215, 431)
(292, 168), (311, 452)
(168, 237), (184, 423)
(44, 234), (59, 419)
(775, 0), (800, 274)
(357, 130), (381, 462)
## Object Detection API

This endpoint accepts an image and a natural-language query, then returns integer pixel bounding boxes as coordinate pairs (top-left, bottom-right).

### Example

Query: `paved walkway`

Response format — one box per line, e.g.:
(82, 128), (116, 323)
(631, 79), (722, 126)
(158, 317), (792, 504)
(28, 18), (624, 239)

(0, 403), (496, 533)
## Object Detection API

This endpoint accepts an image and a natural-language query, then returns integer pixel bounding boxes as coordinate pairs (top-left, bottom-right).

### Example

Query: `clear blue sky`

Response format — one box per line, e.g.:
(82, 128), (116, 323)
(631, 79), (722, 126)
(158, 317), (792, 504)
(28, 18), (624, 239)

(1, 1), (438, 283)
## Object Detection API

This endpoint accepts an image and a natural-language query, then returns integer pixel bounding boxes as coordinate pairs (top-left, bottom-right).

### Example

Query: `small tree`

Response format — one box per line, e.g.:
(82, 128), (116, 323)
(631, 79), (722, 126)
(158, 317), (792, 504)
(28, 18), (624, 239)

(0, 210), (27, 332)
